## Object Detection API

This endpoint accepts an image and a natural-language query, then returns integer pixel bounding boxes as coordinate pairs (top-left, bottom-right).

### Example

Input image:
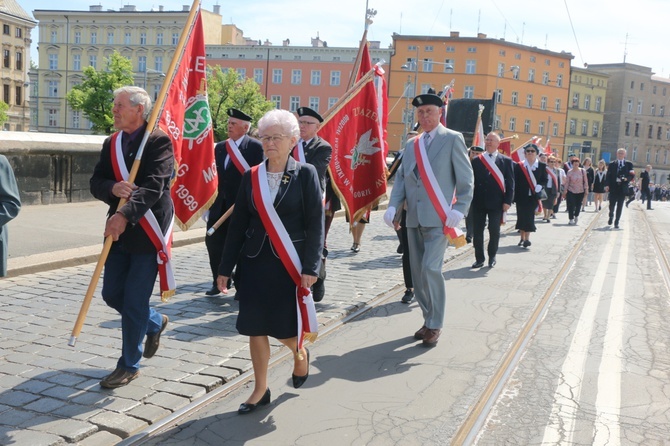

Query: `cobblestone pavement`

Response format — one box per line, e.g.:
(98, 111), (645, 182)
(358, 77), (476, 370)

(1, 209), (465, 445)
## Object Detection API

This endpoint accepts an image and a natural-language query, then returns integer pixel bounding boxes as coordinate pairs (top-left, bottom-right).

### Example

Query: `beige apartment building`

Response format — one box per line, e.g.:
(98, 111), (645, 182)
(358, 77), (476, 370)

(1, 0), (36, 131)
(564, 67), (609, 162)
(31, 5), (224, 134)
(590, 63), (670, 184)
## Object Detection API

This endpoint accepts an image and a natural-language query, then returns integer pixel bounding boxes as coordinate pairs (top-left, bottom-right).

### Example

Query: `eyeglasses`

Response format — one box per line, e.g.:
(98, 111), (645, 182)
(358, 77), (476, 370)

(260, 135), (288, 145)
(525, 150), (537, 154)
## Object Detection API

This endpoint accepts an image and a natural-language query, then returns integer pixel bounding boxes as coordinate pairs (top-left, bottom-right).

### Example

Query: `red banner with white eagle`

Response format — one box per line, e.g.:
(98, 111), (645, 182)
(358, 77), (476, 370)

(157, 8), (216, 231)
(320, 70), (387, 224)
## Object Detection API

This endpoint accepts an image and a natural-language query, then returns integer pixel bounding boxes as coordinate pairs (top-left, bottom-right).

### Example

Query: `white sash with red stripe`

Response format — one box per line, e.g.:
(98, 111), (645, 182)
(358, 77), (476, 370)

(413, 137), (465, 243)
(110, 132), (176, 300)
(519, 160), (543, 213)
(479, 153), (505, 193)
(292, 141), (307, 164)
(225, 139), (251, 174)
(546, 167), (558, 190)
(250, 162), (318, 351)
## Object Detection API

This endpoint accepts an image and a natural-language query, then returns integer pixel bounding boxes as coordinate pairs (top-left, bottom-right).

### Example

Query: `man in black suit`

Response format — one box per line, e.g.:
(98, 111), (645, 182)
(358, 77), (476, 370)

(640, 164), (653, 210)
(205, 108), (264, 296)
(470, 132), (515, 268)
(605, 148), (635, 229)
(295, 106), (332, 302)
(465, 145), (484, 244)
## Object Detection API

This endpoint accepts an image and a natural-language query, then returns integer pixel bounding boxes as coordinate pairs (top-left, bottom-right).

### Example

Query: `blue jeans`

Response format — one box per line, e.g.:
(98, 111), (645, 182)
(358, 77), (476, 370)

(102, 243), (163, 372)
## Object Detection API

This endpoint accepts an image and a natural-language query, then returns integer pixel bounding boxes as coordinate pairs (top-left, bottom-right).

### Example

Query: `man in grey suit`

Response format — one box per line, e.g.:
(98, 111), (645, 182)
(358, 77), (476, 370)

(0, 155), (21, 277)
(384, 93), (474, 346)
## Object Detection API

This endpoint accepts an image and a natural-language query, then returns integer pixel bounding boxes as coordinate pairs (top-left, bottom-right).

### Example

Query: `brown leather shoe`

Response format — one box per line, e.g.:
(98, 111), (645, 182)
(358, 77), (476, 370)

(422, 329), (442, 346)
(143, 315), (168, 359)
(414, 325), (428, 340)
(100, 368), (139, 388)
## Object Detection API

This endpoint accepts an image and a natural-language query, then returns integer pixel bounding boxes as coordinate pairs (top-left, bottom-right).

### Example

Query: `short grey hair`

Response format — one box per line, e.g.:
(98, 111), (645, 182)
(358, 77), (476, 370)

(114, 86), (152, 120)
(257, 109), (299, 139)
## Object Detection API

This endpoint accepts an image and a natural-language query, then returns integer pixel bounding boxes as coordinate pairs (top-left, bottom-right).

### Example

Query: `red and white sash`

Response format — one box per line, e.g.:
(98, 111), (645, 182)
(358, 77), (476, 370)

(413, 137), (465, 243)
(546, 167), (558, 190)
(250, 162), (318, 351)
(292, 141), (307, 164)
(110, 131), (176, 300)
(478, 153), (505, 193)
(519, 160), (543, 213)
(225, 139), (251, 174)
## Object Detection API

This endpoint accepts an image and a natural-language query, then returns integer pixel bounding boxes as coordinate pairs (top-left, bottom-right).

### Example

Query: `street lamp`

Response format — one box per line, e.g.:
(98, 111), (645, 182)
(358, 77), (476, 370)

(401, 58), (419, 145)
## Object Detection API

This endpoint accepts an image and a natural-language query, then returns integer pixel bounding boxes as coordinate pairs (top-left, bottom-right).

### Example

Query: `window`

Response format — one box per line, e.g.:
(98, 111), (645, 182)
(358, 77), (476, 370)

(553, 122), (559, 137)
(648, 125), (653, 139)
(540, 96), (547, 110)
(2, 50), (9, 68)
(272, 69), (282, 84)
(467, 47), (477, 53)
(526, 94), (533, 108)
(138, 56), (146, 72)
(657, 126), (662, 140)
(528, 68), (535, 82)
(572, 93), (580, 108)
(140, 32), (146, 45)
(634, 123), (640, 137)
(497, 63), (505, 77)
(640, 82), (645, 91)
(556, 74), (563, 87)
(73, 54), (81, 71)
(48, 81), (59, 97)
(49, 54), (58, 70)
(464, 86), (474, 99)
(444, 59), (454, 72)
(271, 95), (281, 108)
(627, 99), (633, 113)
(48, 109), (58, 127)
(584, 95), (591, 110)
(310, 70), (321, 85)
(156, 33), (164, 45)
(445, 46), (455, 52)
(3, 85), (10, 104)
(236, 68), (246, 80)
(581, 120), (588, 136)
(425, 45), (433, 51)
(542, 72), (549, 84)
(655, 150), (660, 164)
(508, 117), (516, 131)
(423, 59), (433, 72)
(630, 81), (635, 89)
(632, 147), (637, 161)
(651, 104), (656, 116)
(72, 110), (80, 129)
(291, 69), (302, 85)
(15, 86), (21, 106)
(289, 96), (300, 112)
(90, 31), (97, 44)
(51, 30), (57, 43)
(125, 32), (131, 45)
(15, 51), (22, 70)
(89, 55), (97, 69)
(254, 68), (263, 84)
(539, 121), (545, 135)
(421, 83), (431, 94)
(309, 96), (319, 111)
(408, 45), (417, 51)
(155, 56), (163, 72)
(2, 24), (9, 35)
(465, 60), (476, 74)
(524, 119), (531, 133)
(530, 56), (536, 62)
(637, 100), (643, 114)
(328, 97), (338, 109)
(74, 31), (81, 44)
(494, 114), (501, 129)
(495, 89), (502, 104)
(569, 119), (576, 135)
(107, 32), (114, 44)
(595, 96), (602, 112)
(661, 105), (665, 117)
(330, 70), (341, 86)
(555, 98), (561, 112)
(511, 91), (518, 106)
(512, 68), (520, 80)
(172, 33), (179, 45)
(625, 121), (630, 136)
(646, 150), (650, 163)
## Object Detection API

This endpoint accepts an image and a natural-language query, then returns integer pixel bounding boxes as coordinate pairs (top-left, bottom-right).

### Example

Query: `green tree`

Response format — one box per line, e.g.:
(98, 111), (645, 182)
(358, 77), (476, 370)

(66, 51), (134, 134)
(207, 67), (274, 141)
(0, 101), (8, 128)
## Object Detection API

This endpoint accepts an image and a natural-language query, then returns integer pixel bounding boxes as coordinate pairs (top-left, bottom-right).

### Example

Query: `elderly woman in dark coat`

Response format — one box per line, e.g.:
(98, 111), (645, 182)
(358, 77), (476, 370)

(513, 143), (547, 248)
(217, 109), (324, 414)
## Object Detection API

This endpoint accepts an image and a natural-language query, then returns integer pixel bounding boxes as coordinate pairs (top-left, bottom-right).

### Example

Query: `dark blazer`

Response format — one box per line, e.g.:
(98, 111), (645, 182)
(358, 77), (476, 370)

(606, 160), (635, 198)
(219, 157), (324, 277)
(471, 153), (515, 210)
(513, 161), (548, 205)
(209, 135), (264, 223)
(90, 127), (174, 254)
(641, 170), (651, 191)
(302, 136), (332, 193)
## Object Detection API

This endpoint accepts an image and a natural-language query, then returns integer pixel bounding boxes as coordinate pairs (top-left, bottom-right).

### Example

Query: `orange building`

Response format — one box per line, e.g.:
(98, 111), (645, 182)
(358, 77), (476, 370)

(206, 38), (392, 115)
(389, 33), (573, 158)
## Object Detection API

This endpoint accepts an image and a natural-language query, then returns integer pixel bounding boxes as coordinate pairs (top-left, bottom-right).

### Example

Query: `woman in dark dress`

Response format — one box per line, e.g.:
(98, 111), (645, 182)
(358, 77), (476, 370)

(217, 109), (324, 414)
(513, 143), (547, 248)
(592, 159), (608, 211)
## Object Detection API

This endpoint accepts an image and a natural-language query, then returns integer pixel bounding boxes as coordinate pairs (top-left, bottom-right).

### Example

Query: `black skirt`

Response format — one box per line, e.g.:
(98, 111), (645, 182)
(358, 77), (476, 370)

(235, 241), (298, 339)
(515, 197), (538, 232)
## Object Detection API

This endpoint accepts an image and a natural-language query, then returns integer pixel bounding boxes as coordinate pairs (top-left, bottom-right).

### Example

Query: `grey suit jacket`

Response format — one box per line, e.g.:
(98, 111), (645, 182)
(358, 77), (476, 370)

(389, 124), (474, 228)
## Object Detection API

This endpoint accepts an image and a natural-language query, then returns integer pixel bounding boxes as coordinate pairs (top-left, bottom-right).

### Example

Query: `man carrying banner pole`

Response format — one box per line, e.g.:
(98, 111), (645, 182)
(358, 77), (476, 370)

(383, 93), (473, 347)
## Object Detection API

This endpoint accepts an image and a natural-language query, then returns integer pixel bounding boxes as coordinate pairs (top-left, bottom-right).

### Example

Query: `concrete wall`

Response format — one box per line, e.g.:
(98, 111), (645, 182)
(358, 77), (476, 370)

(0, 132), (106, 205)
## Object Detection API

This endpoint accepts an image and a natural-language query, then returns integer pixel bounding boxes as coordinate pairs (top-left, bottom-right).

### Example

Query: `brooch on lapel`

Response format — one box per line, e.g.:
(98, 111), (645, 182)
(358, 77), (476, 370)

(282, 174), (290, 185)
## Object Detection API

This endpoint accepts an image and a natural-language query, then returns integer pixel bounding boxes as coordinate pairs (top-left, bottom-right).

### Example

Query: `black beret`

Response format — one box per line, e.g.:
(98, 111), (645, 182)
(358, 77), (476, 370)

(297, 106), (324, 123)
(469, 146), (485, 152)
(523, 143), (539, 153)
(227, 108), (252, 122)
(412, 93), (443, 107)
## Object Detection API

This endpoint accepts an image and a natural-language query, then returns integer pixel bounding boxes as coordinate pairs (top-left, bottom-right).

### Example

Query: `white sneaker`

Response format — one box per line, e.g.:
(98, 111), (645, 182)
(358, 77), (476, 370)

(574, 217), (579, 224)
(569, 219), (575, 225)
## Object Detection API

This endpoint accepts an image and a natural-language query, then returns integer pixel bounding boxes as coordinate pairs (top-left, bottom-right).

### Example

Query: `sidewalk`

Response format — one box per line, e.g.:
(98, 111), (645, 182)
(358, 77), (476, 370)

(0, 197), (600, 445)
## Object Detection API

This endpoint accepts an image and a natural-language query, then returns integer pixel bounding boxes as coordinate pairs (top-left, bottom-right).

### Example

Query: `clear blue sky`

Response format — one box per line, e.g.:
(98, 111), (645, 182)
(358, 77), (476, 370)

(18, 0), (670, 77)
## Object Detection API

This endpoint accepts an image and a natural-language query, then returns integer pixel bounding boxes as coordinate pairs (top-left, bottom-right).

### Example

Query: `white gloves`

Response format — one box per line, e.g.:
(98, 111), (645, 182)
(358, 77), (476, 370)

(446, 209), (464, 228)
(201, 210), (210, 223)
(534, 185), (543, 193)
(383, 206), (397, 228)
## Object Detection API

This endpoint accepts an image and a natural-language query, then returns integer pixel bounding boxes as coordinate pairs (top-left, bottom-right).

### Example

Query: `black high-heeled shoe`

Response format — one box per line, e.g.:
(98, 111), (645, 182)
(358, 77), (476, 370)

(238, 388), (271, 415)
(292, 348), (310, 389)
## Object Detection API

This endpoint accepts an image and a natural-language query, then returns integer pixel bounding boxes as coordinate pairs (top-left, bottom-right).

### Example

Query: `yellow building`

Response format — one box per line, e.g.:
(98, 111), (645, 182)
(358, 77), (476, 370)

(389, 32), (573, 157)
(1, 0), (37, 131)
(31, 5), (223, 134)
(564, 67), (609, 162)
